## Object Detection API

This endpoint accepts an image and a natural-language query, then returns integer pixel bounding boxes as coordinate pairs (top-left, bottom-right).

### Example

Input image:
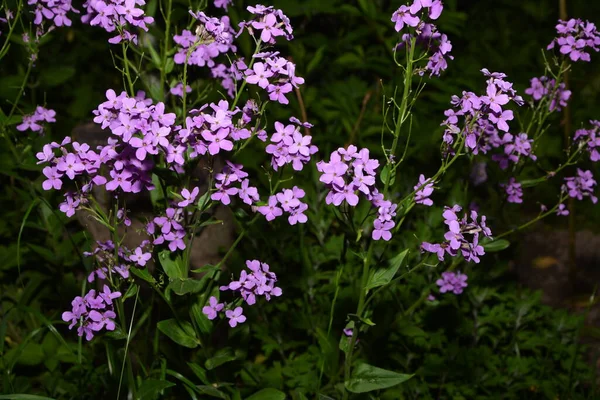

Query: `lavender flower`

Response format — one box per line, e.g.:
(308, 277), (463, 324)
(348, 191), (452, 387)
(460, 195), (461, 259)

(317, 146), (398, 241)
(414, 174), (434, 206)
(563, 169), (598, 204)
(574, 120), (600, 162)
(525, 76), (571, 111)
(61, 285), (121, 341)
(436, 271), (468, 295)
(421, 205), (492, 264)
(502, 178), (523, 204)
(17, 106), (56, 133)
(81, 0), (155, 44)
(547, 18), (600, 62)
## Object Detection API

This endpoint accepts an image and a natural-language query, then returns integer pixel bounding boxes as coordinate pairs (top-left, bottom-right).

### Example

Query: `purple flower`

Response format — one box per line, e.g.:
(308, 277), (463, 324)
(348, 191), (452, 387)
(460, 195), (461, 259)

(202, 129), (233, 155)
(422, 205), (492, 264)
(42, 166), (63, 190)
(99, 285), (122, 305)
(502, 178), (523, 203)
(178, 187), (199, 207)
(488, 109), (513, 132)
(548, 18), (599, 62)
(225, 307), (246, 327)
(245, 62), (273, 88)
(130, 247), (152, 266)
(258, 196), (283, 221)
(414, 174), (434, 206)
(105, 169), (133, 192)
(170, 83), (192, 97)
(238, 179), (259, 205)
(372, 219), (394, 241)
(564, 169), (598, 203)
(557, 203), (569, 216)
(202, 296), (224, 320)
(391, 5), (420, 32)
(436, 271), (468, 295)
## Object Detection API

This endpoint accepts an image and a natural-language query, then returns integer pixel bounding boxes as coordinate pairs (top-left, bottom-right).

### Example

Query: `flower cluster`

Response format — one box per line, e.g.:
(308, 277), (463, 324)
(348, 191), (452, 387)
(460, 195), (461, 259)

(85, 240), (133, 282)
(38, 90), (175, 223)
(414, 174), (434, 206)
(17, 106), (56, 133)
(81, 0), (154, 44)
(28, 0), (78, 27)
(211, 161), (260, 206)
(204, 260), (282, 327)
(436, 271), (468, 295)
(317, 146), (399, 241)
(61, 285), (121, 340)
(211, 59), (246, 98)
(421, 205), (492, 263)
(492, 132), (537, 170)
(170, 83), (192, 98)
(563, 169), (598, 204)
(257, 186), (308, 225)
(525, 76), (571, 112)
(442, 70), (535, 169)
(501, 177), (523, 204)
(547, 18), (600, 62)
(392, 0), (452, 76)
(574, 120), (600, 162)
(241, 5), (293, 43)
(173, 11), (236, 68)
(147, 208), (186, 251)
(265, 120), (317, 171)
(242, 51), (305, 105)
(213, 0), (232, 11)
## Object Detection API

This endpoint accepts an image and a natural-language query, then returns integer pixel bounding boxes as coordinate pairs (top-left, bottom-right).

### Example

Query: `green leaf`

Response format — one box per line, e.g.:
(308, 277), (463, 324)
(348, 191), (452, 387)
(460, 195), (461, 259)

(379, 165), (396, 186)
(129, 267), (156, 284)
(196, 386), (229, 399)
(0, 395), (57, 400)
(187, 362), (210, 385)
(307, 46), (327, 74)
(6, 342), (44, 366)
(39, 67), (76, 87)
(190, 264), (219, 274)
(105, 326), (127, 340)
(482, 238), (510, 252)
(157, 319), (198, 348)
(205, 347), (236, 370)
(123, 283), (139, 300)
(167, 278), (204, 295)
(137, 379), (175, 400)
(165, 58), (175, 74)
(159, 250), (184, 280)
(190, 300), (212, 335)
(365, 249), (409, 290)
(398, 324), (426, 338)
(345, 363), (413, 393)
(245, 388), (286, 400)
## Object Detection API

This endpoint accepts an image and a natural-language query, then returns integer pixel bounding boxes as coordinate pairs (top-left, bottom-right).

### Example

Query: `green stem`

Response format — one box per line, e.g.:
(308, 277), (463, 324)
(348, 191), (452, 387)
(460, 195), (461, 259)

(342, 243), (374, 399)
(384, 37), (416, 197)
(0, 0), (23, 61)
(121, 42), (135, 96)
(496, 195), (568, 239)
(160, 0), (173, 100)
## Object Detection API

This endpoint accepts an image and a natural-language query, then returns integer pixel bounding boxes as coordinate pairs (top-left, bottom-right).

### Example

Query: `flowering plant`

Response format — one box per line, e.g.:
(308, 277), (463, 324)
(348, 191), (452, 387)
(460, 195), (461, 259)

(1, 0), (599, 398)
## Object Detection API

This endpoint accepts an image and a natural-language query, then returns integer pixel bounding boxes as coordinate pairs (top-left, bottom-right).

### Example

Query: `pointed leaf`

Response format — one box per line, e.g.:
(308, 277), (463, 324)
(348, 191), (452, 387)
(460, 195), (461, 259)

(365, 249), (409, 290)
(245, 388), (286, 400)
(345, 363), (413, 393)
(157, 319), (198, 348)
(205, 347), (236, 370)
(137, 379), (175, 400)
